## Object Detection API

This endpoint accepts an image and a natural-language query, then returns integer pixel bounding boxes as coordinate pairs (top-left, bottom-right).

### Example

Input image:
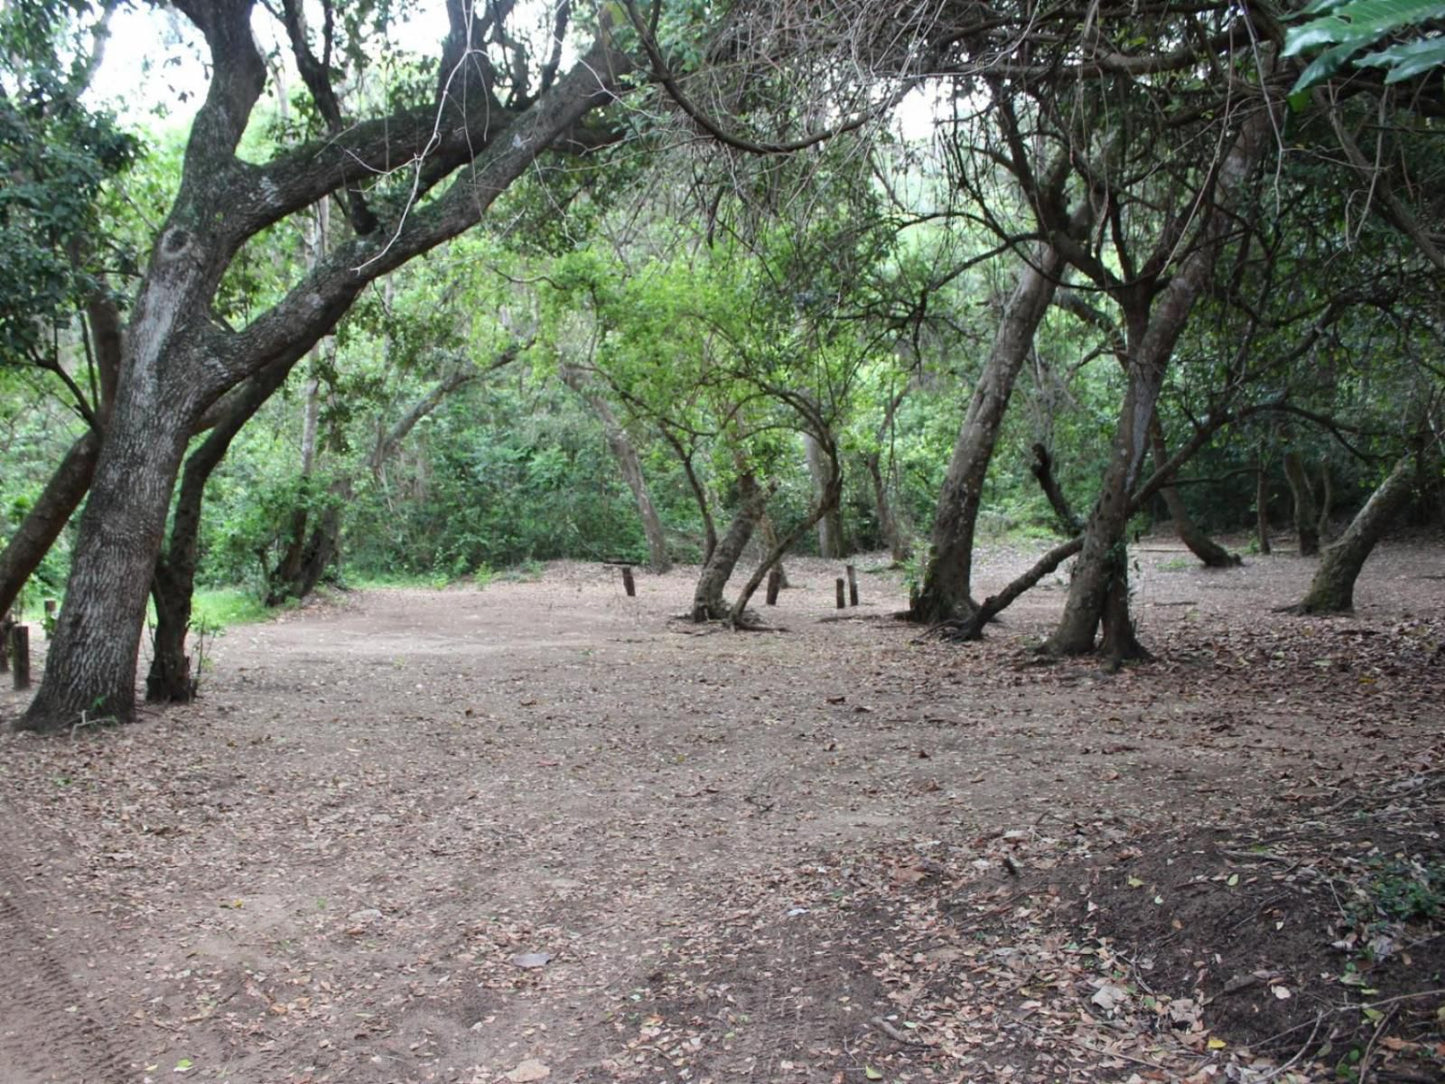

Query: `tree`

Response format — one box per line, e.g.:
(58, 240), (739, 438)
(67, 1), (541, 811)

(1292, 452), (1423, 613)
(0, 0), (136, 620)
(18, 0), (635, 732)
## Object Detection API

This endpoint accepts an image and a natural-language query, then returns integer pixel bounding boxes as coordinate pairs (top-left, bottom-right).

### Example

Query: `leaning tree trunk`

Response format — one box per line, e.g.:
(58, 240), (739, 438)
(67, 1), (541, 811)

(660, 428), (717, 566)
(1149, 419), (1240, 566)
(148, 358), (298, 701)
(0, 431), (101, 620)
(15, 11), (634, 734)
(1045, 107), (1271, 657)
(691, 473), (771, 622)
(1282, 450), (1320, 556)
(1294, 454), (1416, 614)
(805, 432), (845, 558)
(911, 242), (1069, 624)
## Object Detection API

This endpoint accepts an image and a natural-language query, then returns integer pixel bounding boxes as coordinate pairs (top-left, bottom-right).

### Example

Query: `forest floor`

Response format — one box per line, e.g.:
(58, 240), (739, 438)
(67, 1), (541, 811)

(1, 534), (1443, 1084)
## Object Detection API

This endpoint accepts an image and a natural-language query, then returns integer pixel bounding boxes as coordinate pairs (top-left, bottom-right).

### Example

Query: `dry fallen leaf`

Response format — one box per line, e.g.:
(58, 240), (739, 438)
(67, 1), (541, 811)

(504, 1058), (551, 1082)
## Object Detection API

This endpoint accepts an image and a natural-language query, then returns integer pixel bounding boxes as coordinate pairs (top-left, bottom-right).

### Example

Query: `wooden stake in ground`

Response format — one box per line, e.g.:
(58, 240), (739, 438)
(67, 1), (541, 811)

(846, 564), (858, 607)
(835, 578), (846, 609)
(621, 566), (635, 597)
(11, 625), (30, 690)
(765, 567), (782, 606)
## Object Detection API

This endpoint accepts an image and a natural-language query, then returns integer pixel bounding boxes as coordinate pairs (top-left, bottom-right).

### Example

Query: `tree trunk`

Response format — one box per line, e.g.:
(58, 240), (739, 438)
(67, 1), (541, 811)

(17, 401), (195, 730)
(911, 242), (1069, 624)
(1149, 419), (1240, 566)
(15, 14), (634, 733)
(561, 367), (670, 572)
(1030, 442), (1083, 534)
(1256, 458), (1272, 554)
(1043, 307), (1164, 657)
(0, 431), (101, 621)
(269, 373), (323, 603)
(691, 473), (770, 622)
(805, 432), (845, 558)
(758, 513), (790, 588)
(1294, 455), (1415, 614)
(1317, 456), (1334, 541)
(1282, 450), (1320, 556)
(864, 451), (910, 563)
(729, 438), (843, 623)
(661, 428), (716, 566)
(148, 360), (296, 702)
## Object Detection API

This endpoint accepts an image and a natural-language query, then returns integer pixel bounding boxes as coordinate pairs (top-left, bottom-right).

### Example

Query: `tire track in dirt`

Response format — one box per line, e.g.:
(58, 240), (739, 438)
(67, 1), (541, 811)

(0, 795), (135, 1084)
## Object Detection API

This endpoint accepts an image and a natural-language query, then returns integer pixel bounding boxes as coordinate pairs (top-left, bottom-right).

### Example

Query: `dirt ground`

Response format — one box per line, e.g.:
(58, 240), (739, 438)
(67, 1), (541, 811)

(1, 536), (1442, 1084)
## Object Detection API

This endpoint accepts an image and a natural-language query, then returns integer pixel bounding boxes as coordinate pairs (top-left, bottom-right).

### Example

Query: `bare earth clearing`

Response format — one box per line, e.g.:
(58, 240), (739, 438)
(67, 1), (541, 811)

(1, 538), (1442, 1084)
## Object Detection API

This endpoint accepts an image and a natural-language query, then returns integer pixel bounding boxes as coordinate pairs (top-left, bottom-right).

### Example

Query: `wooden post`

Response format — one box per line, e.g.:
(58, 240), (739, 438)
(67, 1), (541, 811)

(0, 610), (10, 672)
(11, 625), (30, 691)
(846, 564), (858, 607)
(621, 566), (636, 597)
(765, 566), (782, 606)
(835, 578), (846, 609)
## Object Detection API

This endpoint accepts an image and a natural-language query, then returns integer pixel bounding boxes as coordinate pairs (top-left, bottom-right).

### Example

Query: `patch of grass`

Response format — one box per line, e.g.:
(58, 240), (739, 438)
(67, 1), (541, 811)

(191, 588), (278, 629)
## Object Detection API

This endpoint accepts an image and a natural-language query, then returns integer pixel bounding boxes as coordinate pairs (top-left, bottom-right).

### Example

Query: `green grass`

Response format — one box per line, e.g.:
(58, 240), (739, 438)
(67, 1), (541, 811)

(190, 588), (278, 629)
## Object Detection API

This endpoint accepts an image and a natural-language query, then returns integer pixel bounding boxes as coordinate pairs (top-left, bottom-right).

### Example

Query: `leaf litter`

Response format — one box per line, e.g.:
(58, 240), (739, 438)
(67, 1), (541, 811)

(0, 541), (1440, 1082)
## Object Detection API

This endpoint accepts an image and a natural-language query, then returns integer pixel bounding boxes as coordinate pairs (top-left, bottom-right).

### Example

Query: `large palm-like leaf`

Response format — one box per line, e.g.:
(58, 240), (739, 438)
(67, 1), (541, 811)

(1284, 0), (1445, 95)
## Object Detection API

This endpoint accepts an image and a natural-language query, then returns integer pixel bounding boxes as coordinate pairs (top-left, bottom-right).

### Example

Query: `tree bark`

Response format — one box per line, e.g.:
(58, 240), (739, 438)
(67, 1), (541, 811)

(560, 367), (671, 572)
(1044, 108), (1272, 656)
(660, 427), (717, 566)
(19, 7), (633, 732)
(148, 358), (295, 702)
(691, 473), (771, 621)
(1149, 419), (1240, 566)
(1317, 456), (1334, 541)
(805, 432), (845, 558)
(0, 431), (101, 621)
(864, 450), (910, 563)
(1030, 442), (1082, 534)
(1282, 450), (1320, 556)
(911, 242), (1069, 624)
(1256, 457), (1272, 554)
(729, 436), (843, 624)
(1294, 455), (1416, 614)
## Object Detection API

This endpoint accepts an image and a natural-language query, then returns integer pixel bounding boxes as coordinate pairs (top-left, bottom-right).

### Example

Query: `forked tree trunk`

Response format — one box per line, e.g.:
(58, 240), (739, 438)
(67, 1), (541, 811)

(1045, 305), (1165, 657)
(1150, 420), (1240, 566)
(148, 359), (296, 702)
(864, 451), (910, 563)
(17, 17), (633, 733)
(1294, 455), (1415, 614)
(691, 473), (771, 622)
(911, 242), (1069, 624)
(1282, 450), (1320, 556)
(730, 440), (842, 623)
(0, 431), (101, 620)
(805, 432), (845, 558)
(1045, 108), (1271, 657)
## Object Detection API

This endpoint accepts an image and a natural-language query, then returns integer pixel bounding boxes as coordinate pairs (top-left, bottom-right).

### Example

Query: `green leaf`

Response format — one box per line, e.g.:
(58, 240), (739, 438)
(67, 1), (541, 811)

(1357, 36), (1445, 81)
(865, 1069), (883, 1082)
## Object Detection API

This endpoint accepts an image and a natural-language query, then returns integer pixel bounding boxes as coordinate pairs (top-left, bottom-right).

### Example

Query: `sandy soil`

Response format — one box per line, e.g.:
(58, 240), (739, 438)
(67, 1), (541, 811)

(1, 538), (1441, 1083)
